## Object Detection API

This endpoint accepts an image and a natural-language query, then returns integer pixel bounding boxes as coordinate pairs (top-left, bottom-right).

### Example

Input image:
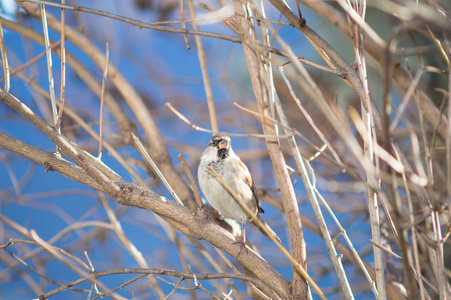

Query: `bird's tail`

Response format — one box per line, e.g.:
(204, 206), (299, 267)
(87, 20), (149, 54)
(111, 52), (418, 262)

(251, 215), (281, 243)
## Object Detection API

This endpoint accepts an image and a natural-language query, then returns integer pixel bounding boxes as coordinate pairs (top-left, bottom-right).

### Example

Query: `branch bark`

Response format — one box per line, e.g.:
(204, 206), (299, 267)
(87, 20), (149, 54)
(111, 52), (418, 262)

(232, 1), (308, 299)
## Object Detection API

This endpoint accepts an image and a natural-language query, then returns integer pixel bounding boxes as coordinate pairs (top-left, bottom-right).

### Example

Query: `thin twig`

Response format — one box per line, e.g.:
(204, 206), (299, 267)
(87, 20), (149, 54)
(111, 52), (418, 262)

(131, 133), (184, 206)
(315, 186), (378, 294)
(92, 274), (147, 300)
(99, 194), (163, 298)
(278, 66), (344, 166)
(40, 3), (59, 136)
(84, 250), (100, 295)
(163, 277), (185, 300)
(369, 239), (402, 260)
(179, 0), (190, 49)
(0, 40), (61, 84)
(177, 154), (203, 207)
(188, 0), (217, 132)
(28, 229), (125, 299)
(19, 0), (242, 43)
(55, 0), (65, 132)
(98, 42), (109, 159)
(199, 3), (239, 35)
(165, 102), (291, 139)
(0, 20), (10, 92)
(40, 268), (272, 299)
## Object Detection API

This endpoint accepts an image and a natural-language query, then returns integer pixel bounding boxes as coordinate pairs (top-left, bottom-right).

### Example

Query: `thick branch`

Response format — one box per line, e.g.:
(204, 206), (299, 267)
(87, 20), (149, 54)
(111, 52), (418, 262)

(0, 131), (107, 193)
(0, 89), (290, 299)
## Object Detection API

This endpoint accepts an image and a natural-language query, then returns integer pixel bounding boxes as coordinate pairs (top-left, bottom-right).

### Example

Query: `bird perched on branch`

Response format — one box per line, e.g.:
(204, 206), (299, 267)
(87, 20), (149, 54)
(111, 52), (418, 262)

(198, 135), (281, 246)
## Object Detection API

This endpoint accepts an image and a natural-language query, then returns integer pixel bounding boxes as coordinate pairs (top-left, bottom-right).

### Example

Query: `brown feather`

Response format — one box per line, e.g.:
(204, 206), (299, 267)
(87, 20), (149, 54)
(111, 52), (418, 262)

(238, 160), (264, 214)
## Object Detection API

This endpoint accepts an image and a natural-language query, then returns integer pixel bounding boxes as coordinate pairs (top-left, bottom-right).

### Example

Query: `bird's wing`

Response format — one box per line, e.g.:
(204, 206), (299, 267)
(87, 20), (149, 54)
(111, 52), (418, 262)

(238, 160), (264, 214)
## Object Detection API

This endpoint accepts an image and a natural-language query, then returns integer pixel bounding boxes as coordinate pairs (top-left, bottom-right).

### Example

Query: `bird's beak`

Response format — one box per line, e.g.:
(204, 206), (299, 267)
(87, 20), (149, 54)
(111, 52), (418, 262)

(218, 139), (229, 149)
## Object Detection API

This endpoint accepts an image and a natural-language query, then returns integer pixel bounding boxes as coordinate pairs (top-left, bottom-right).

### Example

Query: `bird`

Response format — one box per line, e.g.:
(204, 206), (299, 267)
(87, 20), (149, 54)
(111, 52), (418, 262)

(198, 135), (281, 246)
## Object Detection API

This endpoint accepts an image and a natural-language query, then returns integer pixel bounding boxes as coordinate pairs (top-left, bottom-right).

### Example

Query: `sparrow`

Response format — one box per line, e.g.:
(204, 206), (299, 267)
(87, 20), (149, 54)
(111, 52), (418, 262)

(198, 135), (281, 245)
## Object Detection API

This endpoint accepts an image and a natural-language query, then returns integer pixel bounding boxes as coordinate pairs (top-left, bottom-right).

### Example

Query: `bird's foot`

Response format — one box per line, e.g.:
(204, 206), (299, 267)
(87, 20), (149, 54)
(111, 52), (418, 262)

(233, 236), (248, 259)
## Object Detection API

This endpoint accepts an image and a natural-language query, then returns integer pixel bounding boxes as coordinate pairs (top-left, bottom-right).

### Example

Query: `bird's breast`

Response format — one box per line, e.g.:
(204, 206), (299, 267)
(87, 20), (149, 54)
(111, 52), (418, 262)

(198, 158), (257, 223)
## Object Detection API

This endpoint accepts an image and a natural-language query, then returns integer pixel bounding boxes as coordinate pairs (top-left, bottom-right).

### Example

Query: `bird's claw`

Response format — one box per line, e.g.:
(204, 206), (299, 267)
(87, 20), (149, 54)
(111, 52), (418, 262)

(233, 237), (248, 259)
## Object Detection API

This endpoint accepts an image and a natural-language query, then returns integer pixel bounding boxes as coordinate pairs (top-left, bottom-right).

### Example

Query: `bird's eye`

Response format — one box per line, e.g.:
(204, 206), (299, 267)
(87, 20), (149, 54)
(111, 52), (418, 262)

(209, 136), (221, 146)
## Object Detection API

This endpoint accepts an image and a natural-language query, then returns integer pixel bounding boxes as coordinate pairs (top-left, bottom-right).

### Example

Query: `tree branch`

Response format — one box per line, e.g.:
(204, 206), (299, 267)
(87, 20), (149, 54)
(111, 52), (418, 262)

(0, 88), (290, 299)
